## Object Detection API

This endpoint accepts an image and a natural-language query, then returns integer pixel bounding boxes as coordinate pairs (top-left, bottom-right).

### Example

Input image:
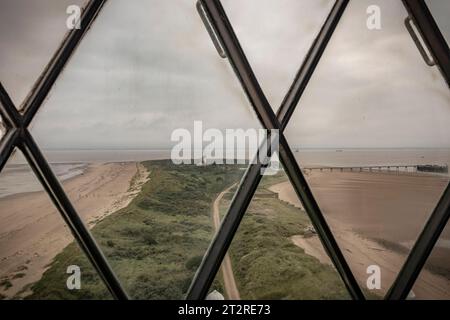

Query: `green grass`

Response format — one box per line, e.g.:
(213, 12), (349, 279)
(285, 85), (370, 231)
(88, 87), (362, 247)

(26, 161), (350, 300)
(220, 176), (350, 300)
(27, 160), (243, 300)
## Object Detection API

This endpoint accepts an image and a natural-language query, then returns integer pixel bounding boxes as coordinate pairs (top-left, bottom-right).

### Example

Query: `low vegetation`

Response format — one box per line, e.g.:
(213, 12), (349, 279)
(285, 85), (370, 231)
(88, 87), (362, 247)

(26, 162), (349, 300)
(219, 173), (350, 300)
(27, 161), (242, 299)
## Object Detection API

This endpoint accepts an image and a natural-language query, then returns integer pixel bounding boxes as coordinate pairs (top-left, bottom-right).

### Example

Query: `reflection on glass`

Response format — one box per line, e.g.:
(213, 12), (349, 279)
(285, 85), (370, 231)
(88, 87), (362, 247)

(210, 168), (350, 300)
(0, 0), (87, 108)
(221, 0), (334, 111)
(28, 0), (260, 299)
(411, 223), (450, 300)
(0, 116), (5, 139)
(284, 0), (450, 299)
(425, 0), (450, 46)
(0, 149), (111, 300)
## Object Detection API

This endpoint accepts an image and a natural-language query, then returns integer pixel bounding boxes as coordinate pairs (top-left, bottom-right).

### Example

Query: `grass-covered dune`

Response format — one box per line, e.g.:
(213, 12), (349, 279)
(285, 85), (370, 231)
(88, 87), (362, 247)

(27, 160), (241, 299)
(220, 174), (350, 300)
(26, 161), (349, 300)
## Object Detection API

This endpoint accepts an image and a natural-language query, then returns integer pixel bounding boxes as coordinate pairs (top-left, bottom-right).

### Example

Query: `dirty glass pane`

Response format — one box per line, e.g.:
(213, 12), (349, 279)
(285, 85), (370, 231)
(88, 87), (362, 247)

(221, 0), (335, 111)
(285, 0), (450, 299)
(0, 0), (88, 109)
(30, 0), (260, 299)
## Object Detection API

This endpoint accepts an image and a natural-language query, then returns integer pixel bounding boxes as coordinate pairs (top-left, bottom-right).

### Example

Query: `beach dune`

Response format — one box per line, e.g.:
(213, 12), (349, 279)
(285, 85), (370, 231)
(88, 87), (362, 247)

(0, 162), (148, 298)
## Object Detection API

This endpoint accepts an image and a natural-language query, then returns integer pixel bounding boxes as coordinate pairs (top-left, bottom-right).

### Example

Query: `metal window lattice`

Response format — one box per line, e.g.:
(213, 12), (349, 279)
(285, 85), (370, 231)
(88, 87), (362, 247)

(0, 0), (449, 300)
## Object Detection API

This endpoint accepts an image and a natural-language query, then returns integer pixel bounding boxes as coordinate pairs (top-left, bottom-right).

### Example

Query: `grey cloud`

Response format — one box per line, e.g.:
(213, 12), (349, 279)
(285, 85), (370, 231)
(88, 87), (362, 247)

(1, 0), (450, 150)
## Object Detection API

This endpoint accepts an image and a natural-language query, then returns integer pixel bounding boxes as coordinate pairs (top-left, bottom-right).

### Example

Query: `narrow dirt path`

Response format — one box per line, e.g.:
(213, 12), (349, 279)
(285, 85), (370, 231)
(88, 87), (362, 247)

(212, 184), (240, 300)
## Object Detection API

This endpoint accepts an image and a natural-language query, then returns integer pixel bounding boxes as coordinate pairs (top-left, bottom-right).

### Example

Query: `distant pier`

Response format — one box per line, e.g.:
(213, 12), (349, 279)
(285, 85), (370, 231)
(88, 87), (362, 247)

(302, 164), (448, 173)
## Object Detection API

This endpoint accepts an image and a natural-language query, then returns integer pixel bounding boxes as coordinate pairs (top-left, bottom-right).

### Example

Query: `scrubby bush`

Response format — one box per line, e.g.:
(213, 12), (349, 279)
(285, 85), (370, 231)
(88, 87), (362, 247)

(106, 240), (115, 247)
(142, 233), (158, 246)
(185, 255), (203, 271)
(26, 160), (244, 300)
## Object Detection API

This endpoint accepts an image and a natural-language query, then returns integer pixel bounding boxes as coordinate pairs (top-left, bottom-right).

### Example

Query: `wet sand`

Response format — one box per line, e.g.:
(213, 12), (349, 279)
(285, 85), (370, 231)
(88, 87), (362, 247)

(0, 162), (148, 298)
(271, 171), (450, 299)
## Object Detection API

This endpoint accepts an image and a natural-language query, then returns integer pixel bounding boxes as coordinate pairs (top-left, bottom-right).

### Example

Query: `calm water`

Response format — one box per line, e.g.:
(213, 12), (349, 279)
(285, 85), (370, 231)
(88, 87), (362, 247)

(295, 148), (450, 168)
(0, 150), (171, 198)
(0, 163), (87, 198)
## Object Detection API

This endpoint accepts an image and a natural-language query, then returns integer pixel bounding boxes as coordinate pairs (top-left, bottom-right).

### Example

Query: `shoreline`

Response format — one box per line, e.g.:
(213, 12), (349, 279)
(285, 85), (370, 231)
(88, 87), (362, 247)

(1, 161), (449, 299)
(0, 162), (88, 200)
(269, 170), (450, 299)
(0, 161), (149, 299)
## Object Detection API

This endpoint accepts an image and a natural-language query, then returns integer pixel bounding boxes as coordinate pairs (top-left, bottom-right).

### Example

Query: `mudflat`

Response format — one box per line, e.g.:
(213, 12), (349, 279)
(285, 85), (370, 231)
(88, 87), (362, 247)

(270, 171), (450, 299)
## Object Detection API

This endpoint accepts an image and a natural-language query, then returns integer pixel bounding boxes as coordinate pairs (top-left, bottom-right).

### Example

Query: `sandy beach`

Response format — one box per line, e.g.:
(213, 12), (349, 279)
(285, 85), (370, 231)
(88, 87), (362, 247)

(270, 171), (450, 299)
(269, 182), (303, 210)
(0, 162), (148, 298)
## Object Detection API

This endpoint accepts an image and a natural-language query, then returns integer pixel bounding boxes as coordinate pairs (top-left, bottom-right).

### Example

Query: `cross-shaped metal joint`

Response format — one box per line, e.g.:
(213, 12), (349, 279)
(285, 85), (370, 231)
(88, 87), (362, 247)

(0, 0), (129, 300)
(0, 0), (449, 302)
(188, 0), (450, 301)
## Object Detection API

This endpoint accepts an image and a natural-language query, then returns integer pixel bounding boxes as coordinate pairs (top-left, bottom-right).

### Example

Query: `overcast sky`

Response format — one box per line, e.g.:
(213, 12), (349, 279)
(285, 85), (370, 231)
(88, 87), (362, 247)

(1, 0), (450, 149)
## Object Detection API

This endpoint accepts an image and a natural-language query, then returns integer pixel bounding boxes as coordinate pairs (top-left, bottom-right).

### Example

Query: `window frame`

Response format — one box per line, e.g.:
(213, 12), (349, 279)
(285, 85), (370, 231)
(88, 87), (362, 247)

(0, 0), (449, 300)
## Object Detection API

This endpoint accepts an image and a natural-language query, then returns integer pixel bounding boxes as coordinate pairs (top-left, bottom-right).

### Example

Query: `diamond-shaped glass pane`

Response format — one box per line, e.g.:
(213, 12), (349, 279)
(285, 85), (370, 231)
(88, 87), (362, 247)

(284, 0), (450, 299)
(210, 167), (350, 300)
(0, 0), (87, 109)
(0, 149), (111, 300)
(221, 0), (335, 111)
(29, 0), (261, 299)
(411, 223), (450, 300)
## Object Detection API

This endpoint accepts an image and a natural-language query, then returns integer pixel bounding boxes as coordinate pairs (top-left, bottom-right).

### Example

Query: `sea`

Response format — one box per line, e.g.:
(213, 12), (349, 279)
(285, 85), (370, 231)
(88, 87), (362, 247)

(1, 148), (450, 198)
(1, 148), (449, 290)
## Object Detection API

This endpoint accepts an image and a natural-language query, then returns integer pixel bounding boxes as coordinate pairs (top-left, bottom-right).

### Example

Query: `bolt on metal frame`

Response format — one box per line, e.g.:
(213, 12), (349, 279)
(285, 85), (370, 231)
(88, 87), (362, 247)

(0, 0), (449, 301)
